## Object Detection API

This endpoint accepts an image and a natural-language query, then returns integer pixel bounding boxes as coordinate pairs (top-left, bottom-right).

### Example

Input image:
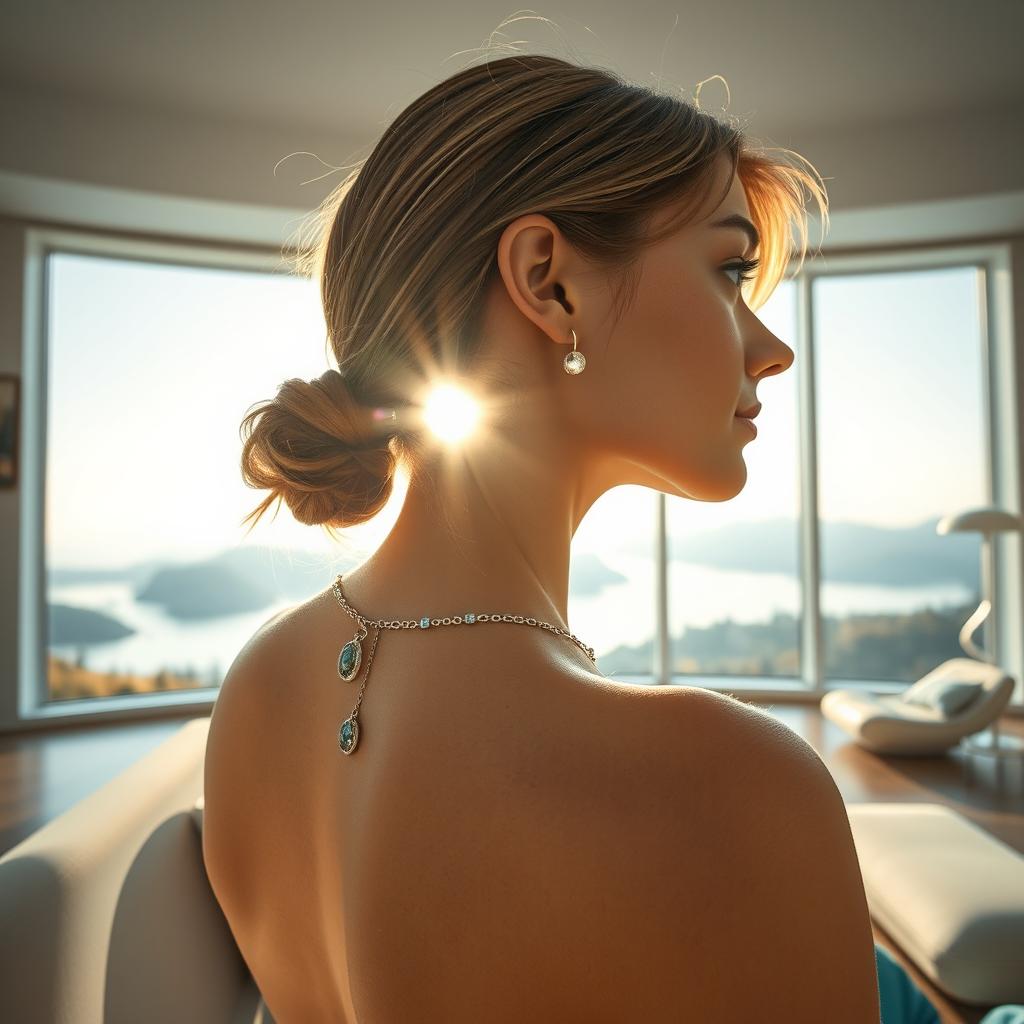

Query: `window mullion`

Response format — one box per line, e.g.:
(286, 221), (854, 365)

(655, 491), (670, 685)
(796, 271), (824, 692)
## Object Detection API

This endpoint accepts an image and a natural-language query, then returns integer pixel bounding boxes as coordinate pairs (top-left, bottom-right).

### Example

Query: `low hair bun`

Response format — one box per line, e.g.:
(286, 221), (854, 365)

(239, 368), (398, 534)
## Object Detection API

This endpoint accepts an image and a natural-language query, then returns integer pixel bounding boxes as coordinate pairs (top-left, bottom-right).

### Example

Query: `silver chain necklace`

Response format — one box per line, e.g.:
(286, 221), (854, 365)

(331, 572), (597, 755)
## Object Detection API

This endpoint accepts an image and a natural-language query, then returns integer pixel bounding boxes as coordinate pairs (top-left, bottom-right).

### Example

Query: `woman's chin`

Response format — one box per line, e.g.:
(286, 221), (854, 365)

(667, 463), (749, 504)
(617, 448), (748, 503)
(700, 459), (749, 503)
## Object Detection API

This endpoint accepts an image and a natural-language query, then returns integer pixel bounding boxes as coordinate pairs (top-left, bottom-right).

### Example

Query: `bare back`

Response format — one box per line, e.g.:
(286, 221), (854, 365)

(202, 588), (879, 1023)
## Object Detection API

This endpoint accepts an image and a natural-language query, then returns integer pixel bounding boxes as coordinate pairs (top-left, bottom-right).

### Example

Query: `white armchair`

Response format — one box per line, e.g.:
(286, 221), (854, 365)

(822, 505), (1022, 758)
(820, 656), (1015, 755)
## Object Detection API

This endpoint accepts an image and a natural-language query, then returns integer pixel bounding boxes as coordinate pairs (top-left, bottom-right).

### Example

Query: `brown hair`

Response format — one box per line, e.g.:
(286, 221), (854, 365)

(239, 53), (828, 540)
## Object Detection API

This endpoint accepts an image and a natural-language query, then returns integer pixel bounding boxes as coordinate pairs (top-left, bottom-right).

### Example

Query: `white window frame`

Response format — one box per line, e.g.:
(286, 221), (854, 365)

(11, 228), (1023, 728)
(645, 242), (1022, 707)
(17, 228), (290, 729)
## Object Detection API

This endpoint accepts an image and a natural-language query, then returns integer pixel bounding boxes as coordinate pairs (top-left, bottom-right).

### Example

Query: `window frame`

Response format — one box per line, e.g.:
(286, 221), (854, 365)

(12, 227), (1023, 729)
(17, 229), (290, 730)
(655, 243), (1021, 705)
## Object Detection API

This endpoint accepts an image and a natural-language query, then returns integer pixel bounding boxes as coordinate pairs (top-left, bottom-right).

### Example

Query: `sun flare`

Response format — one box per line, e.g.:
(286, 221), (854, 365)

(421, 381), (482, 445)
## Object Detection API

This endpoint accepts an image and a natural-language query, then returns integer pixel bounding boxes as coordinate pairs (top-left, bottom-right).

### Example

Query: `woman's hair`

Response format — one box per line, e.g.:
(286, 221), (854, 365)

(239, 53), (828, 540)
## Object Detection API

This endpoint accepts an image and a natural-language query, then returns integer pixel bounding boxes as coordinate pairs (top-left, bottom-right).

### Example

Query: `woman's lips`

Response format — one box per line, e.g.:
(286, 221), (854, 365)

(734, 415), (757, 436)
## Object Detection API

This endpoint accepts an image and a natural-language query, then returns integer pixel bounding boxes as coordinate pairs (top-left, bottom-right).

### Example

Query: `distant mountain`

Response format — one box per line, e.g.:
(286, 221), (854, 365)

(48, 559), (170, 589)
(136, 563), (277, 619)
(49, 603), (135, 645)
(664, 516), (980, 589)
(206, 545), (361, 599)
(50, 545), (362, 603)
(569, 550), (628, 597)
(596, 598), (983, 683)
(48, 514), (985, 625)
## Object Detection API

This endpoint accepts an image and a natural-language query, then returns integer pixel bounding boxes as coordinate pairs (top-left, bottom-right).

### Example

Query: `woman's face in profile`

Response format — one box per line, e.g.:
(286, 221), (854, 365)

(568, 155), (795, 505)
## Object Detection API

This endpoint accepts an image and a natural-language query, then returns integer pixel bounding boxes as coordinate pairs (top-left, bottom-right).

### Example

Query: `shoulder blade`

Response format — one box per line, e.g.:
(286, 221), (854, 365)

(531, 687), (881, 1021)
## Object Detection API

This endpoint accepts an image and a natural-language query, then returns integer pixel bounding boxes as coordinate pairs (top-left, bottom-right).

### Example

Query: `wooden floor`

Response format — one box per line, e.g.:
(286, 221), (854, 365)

(1, 700), (1021, 1023)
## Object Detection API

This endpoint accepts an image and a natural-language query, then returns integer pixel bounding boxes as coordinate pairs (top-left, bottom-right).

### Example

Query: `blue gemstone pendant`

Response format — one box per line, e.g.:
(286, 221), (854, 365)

(339, 714), (360, 754)
(338, 637), (362, 681)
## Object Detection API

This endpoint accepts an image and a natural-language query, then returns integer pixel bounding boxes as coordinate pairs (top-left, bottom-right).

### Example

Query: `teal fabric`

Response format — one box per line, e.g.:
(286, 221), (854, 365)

(874, 943), (1024, 1024)
(981, 1010), (1024, 1024)
(875, 943), (940, 1024)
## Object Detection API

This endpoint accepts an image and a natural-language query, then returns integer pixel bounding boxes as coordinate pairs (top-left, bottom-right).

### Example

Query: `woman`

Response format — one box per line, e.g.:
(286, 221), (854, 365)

(201, 52), (1022, 1022)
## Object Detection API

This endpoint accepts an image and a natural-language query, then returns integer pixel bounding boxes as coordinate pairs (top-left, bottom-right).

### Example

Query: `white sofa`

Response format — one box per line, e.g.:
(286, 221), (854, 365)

(0, 716), (273, 1024)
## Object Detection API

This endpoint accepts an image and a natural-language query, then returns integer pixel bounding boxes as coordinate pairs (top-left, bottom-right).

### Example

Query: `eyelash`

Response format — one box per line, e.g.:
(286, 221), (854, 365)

(723, 257), (760, 287)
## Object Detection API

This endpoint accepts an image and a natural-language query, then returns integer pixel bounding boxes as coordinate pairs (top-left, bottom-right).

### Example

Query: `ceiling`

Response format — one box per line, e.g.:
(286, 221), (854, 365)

(2, 0), (1022, 143)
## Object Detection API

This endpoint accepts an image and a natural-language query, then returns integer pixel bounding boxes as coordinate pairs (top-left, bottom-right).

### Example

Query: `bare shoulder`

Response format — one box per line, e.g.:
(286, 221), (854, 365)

(549, 682), (880, 1021)
(204, 602), (298, 759)
(201, 601), (354, 1021)
(200, 603), (301, 922)
(689, 687), (837, 774)
(693, 692), (880, 1019)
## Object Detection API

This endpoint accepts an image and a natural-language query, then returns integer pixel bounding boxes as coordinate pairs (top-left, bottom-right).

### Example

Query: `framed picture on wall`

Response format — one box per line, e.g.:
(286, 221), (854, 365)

(0, 372), (19, 488)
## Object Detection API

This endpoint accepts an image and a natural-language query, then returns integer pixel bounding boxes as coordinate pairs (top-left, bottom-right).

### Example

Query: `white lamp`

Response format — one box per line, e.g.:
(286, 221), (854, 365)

(936, 506), (1024, 759)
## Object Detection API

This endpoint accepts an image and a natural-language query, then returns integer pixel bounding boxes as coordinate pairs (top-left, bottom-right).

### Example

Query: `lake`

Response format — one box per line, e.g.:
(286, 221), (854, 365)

(47, 552), (974, 685)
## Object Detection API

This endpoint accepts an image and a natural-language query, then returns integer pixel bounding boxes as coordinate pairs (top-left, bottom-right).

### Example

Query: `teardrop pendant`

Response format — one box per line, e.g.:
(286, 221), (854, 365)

(338, 637), (362, 681)
(338, 713), (360, 754)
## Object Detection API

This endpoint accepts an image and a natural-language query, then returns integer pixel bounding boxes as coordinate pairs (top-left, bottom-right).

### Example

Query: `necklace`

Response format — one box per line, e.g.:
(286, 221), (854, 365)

(331, 572), (597, 754)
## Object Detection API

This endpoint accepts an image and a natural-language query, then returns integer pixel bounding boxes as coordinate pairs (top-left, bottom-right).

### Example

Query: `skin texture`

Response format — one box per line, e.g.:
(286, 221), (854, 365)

(339, 152), (794, 660)
(203, 154), (886, 1024)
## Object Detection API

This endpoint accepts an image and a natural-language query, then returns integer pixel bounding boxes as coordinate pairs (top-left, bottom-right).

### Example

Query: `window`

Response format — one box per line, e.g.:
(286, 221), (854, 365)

(21, 232), (1018, 720)
(571, 487), (658, 679)
(42, 248), (347, 704)
(815, 266), (986, 684)
(657, 254), (1007, 695)
(665, 279), (802, 685)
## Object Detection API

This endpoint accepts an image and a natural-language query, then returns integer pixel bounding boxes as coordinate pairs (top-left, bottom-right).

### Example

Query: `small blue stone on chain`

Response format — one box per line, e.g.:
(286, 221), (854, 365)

(332, 573), (595, 757)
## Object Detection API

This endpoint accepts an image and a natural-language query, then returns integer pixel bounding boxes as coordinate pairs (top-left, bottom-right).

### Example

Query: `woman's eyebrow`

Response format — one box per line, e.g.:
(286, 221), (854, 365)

(709, 213), (760, 253)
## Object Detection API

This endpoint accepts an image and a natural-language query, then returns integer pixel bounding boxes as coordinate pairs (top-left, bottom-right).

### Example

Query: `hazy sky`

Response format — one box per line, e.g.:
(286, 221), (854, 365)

(45, 252), (986, 569)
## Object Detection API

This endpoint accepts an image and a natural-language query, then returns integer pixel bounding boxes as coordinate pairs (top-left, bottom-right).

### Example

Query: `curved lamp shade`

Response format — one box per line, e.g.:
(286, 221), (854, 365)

(937, 507), (1023, 536)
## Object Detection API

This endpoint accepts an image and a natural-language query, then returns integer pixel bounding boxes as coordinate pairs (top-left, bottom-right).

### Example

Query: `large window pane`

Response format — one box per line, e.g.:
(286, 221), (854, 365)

(815, 266), (986, 684)
(44, 252), (360, 703)
(42, 251), (659, 704)
(39, 249), (995, 706)
(666, 279), (802, 684)
(570, 487), (657, 679)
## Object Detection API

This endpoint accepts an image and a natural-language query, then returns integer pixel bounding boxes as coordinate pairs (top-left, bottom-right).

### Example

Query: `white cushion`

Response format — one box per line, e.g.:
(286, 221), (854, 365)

(847, 802), (1024, 1005)
(900, 676), (985, 715)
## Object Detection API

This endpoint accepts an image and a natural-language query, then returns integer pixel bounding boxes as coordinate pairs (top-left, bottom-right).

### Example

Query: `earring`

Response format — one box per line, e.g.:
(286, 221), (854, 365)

(563, 328), (586, 375)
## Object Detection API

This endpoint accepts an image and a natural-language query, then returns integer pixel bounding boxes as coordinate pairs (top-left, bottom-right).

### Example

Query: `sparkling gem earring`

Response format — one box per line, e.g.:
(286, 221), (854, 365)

(563, 328), (586, 375)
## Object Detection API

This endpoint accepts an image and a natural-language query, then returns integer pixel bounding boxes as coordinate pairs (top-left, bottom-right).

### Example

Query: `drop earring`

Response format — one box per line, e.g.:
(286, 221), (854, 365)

(563, 327), (586, 375)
